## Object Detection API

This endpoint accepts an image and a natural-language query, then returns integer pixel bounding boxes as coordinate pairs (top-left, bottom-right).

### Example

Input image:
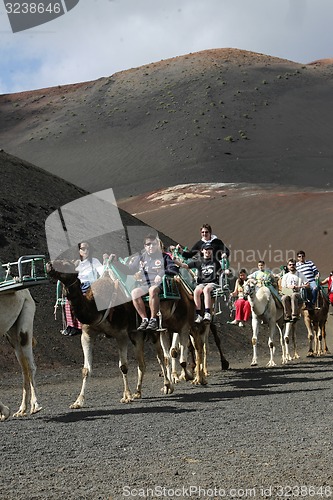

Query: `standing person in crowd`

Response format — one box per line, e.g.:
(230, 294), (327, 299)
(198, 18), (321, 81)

(61, 241), (104, 336)
(175, 223), (229, 263)
(295, 250), (319, 307)
(181, 242), (221, 323)
(228, 268), (251, 327)
(113, 234), (179, 331)
(321, 271), (333, 306)
(281, 258), (309, 323)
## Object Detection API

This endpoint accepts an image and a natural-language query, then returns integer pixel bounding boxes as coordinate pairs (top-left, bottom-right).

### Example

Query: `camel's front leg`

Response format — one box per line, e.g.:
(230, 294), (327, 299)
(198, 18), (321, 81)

(251, 317), (259, 366)
(321, 323), (330, 354)
(190, 332), (207, 385)
(70, 329), (95, 409)
(155, 336), (174, 395)
(0, 401), (10, 421)
(305, 318), (315, 357)
(210, 322), (229, 370)
(170, 332), (181, 383)
(116, 333), (132, 404)
(282, 322), (292, 363)
(202, 324), (210, 377)
(131, 331), (146, 400)
(266, 321), (276, 367)
(13, 337), (42, 417)
(159, 330), (174, 392)
(178, 331), (193, 381)
(290, 323), (300, 359)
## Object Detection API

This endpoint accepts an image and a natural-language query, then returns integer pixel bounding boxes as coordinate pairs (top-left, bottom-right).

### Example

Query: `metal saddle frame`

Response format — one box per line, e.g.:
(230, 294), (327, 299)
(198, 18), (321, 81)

(0, 255), (48, 293)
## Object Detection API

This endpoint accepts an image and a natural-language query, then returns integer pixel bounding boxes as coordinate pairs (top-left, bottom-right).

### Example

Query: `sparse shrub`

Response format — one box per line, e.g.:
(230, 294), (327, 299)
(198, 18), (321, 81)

(224, 136), (234, 142)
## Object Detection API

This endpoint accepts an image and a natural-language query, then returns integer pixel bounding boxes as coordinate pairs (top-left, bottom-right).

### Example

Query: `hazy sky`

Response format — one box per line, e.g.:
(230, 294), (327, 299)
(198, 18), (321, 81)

(0, 0), (332, 94)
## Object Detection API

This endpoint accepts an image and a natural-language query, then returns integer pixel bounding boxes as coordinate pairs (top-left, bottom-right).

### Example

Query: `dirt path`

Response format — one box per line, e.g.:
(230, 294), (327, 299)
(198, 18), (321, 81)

(1, 318), (333, 500)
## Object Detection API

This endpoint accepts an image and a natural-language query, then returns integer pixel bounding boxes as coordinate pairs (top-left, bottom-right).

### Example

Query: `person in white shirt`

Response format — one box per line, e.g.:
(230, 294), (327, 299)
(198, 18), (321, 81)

(75, 242), (104, 292)
(62, 241), (103, 336)
(281, 258), (309, 323)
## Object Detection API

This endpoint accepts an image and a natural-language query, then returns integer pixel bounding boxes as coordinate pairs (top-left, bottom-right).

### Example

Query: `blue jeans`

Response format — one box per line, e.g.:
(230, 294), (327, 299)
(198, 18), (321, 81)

(308, 280), (318, 304)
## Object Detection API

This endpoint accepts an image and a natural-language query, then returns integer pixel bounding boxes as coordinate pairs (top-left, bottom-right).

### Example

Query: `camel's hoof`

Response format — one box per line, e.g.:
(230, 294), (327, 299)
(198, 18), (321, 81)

(221, 359), (230, 370)
(161, 385), (174, 395)
(184, 371), (194, 381)
(0, 406), (10, 421)
(120, 397), (132, 404)
(70, 402), (83, 409)
(293, 353), (300, 360)
(307, 351), (315, 357)
(132, 392), (142, 400)
(13, 411), (27, 418)
(31, 404), (43, 415)
(251, 361), (258, 367)
(266, 361), (276, 367)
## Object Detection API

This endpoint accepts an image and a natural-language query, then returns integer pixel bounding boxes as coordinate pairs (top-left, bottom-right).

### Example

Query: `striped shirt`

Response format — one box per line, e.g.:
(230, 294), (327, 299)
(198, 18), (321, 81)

(295, 259), (318, 282)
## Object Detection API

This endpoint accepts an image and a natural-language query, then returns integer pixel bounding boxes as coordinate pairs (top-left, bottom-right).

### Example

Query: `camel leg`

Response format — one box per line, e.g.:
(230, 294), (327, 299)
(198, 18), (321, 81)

(210, 322), (229, 370)
(170, 332), (181, 383)
(266, 321), (276, 367)
(70, 328), (95, 409)
(251, 317), (259, 366)
(178, 333), (193, 382)
(190, 328), (207, 385)
(12, 297), (42, 417)
(304, 314), (315, 357)
(131, 331), (146, 399)
(313, 324), (320, 356)
(0, 401), (10, 421)
(159, 330), (174, 393)
(282, 322), (292, 363)
(291, 323), (300, 359)
(116, 332), (132, 404)
(154, 335), (174, 395)
(321, 322), (330, 354)
(202, 323), (210, 377)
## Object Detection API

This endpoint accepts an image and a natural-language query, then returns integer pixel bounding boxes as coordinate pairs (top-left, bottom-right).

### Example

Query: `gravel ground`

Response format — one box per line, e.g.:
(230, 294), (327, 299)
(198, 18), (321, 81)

(1, 318), (333, 500)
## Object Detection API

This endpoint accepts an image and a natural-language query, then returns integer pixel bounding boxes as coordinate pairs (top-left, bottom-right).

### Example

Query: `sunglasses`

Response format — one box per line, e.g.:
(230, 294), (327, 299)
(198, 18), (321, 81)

(80, 246), (89, 250)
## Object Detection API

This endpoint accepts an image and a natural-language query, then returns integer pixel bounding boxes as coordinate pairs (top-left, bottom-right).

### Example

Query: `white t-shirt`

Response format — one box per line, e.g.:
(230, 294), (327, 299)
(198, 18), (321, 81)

(281, 271), (307, 289)
(76, 258), (104, 284)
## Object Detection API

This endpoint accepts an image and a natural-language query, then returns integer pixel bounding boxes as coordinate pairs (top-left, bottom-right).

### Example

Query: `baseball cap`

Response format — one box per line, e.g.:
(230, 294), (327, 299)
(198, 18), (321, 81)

(202, 242), (213, 250)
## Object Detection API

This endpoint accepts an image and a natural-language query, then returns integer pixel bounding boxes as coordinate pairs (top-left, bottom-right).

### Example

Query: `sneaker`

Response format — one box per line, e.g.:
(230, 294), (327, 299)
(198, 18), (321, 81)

(203, 312), (212, 322)
(68, 327), (82, 336)
(137, 319), (149, 331)
(195, 314), (203, 323)
(146, 318), (158, 331)
(61, 326), (72, 336)
(227, 319), (238, 325)
(238, 321), (244, 327)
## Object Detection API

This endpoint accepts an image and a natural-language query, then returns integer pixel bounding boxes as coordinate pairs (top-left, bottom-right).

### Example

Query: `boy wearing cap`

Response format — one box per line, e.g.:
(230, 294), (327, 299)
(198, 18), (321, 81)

(182, 242), (221, 323)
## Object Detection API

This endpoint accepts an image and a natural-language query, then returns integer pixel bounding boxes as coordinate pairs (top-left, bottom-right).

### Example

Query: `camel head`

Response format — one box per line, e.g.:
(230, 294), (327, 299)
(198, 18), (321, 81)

(46, 260), (78, 286)
(243, 279), (256, 299)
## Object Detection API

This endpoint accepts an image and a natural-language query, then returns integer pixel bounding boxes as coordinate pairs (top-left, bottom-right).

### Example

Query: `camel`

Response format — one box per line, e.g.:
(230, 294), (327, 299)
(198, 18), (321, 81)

(244, 279), (285, 367)
(302, 288), (330, 357)
(47, 260), (175, 407)
(0, 288), (42, 418)
(0, 400), (10, 421)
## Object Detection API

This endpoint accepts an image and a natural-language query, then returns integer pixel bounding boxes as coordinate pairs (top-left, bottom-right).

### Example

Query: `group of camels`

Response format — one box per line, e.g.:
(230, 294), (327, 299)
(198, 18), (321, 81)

(1, 254), (330, 421)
